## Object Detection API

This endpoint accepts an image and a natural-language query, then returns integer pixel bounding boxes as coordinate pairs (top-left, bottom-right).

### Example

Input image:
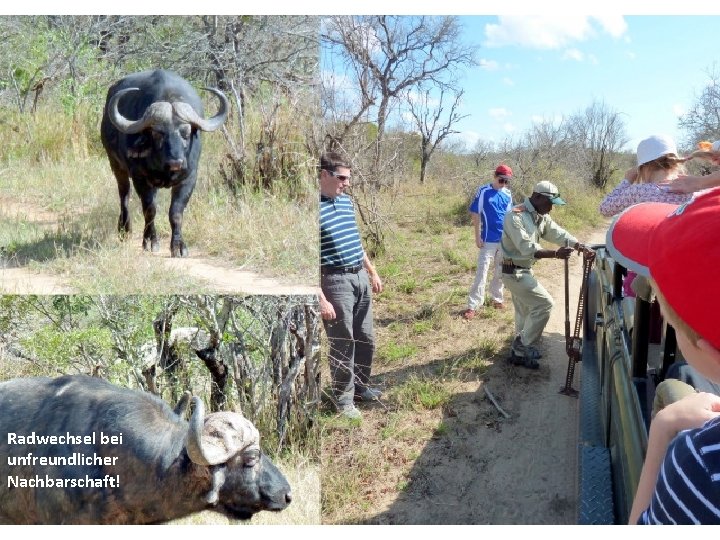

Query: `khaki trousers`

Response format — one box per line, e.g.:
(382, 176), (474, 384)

(501, 269), (553, 347)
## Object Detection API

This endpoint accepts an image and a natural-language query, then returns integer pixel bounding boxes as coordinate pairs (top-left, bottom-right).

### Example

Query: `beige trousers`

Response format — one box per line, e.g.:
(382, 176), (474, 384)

(501, 269), (553, 347)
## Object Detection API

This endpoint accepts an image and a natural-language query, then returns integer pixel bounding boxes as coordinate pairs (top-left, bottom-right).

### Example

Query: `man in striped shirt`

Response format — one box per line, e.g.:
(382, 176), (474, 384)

(606, 188), (720, 524)
(463, 164), (514, 320)
(319, 151), (383, 420)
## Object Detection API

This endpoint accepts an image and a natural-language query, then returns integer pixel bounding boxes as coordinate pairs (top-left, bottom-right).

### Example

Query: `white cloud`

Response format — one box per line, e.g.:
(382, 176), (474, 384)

(484, 15), (627, 50)
(502, 77), (515, 86)
(503, 122), (516, 133)
(672, 104), (686, 118)
(489, 107), (511, 119)
(479, 58), (500, 70)
(562, 48), (584, 62)
(593, 15), (627, 38)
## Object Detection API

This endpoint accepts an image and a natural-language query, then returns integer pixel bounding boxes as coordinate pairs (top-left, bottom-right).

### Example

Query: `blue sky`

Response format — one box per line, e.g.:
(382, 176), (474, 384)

(449, 15), (719, 152)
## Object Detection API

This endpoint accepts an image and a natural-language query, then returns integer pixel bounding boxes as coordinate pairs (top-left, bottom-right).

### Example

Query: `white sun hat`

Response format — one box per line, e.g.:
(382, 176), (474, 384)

(636, 134), (677, 166)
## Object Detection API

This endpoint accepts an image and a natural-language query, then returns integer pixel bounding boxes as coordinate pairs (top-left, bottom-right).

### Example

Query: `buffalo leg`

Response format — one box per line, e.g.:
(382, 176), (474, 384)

(134, 181), (160, 253)
(110, 159), (132, 238)
(168, 179), (195, 257)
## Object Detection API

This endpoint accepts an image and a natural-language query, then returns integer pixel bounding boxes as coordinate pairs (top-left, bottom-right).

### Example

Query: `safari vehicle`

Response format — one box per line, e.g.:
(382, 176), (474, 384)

(576, 244), (683, 525)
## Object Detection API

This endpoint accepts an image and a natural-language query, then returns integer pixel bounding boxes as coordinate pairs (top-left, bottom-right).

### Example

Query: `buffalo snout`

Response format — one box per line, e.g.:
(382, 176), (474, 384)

(220, 453), (292, 520)
(258, 453), (292, 511)
(166, 159), (185, 172)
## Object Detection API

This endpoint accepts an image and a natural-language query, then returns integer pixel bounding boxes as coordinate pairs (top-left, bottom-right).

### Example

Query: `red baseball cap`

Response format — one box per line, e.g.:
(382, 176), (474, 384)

(495, 164), (513, 178)
(606, 188), (720, 349)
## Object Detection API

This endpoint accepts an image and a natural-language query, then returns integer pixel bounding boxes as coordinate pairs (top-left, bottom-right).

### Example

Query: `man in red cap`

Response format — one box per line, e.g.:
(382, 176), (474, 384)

(606, 188), (720, 524)
(463, 164), (514, 320)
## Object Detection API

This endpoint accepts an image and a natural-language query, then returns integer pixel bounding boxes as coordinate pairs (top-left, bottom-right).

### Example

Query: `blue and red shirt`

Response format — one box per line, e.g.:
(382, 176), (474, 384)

(469, 183), (512, 243)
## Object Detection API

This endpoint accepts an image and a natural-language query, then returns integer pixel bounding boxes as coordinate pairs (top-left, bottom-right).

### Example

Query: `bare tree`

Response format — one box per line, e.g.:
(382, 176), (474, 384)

(678, 65), (720, 147)
(321, 15), (477, 253)
(564, 100), (628, 189)
(494, 118), (571, 197)
(406, 84), (468, 183)
(471, 139), (496, 170)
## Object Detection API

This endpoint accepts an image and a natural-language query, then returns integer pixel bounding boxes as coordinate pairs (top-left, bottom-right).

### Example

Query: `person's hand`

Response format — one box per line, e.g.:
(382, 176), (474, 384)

(665, 175), (705, 194)
(555, 246), (573, 259)
(654, 391), (720, 437)
(574, 242), (596, 259)
(320, 295), (336, 320)
(476, 239), (484, 249)
(369, 272), (383, 294)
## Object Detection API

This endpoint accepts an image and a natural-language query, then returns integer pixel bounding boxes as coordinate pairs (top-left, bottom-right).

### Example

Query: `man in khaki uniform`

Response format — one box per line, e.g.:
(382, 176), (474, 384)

(500, 181), (593, 369)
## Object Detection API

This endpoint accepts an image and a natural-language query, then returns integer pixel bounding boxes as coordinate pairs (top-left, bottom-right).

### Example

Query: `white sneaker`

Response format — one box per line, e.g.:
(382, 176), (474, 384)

(338, 405), (362, 420)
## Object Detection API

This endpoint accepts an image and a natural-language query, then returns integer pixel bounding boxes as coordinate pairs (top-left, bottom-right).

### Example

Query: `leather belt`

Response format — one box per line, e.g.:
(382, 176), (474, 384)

(321, 265), (363, 275)
(502, 261), (530, 274)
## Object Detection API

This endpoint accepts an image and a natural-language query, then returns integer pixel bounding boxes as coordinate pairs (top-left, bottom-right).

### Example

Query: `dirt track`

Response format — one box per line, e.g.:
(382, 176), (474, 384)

(367, 229), (607, 525)
(0, 196), (317, 296)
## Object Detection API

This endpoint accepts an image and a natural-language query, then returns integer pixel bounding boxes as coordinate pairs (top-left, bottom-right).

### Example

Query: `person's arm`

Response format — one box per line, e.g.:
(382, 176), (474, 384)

(539, 216), (578, 251)
(629, 392), (720, 524)
(363, 253), (383, 294)
(668, 171), (720, 193)
(599, 179), (633, 217)
(471, 212), (483, 249)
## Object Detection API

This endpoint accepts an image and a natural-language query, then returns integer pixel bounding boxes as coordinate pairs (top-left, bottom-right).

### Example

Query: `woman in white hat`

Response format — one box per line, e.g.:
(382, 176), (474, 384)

(599, 134), (692, 217)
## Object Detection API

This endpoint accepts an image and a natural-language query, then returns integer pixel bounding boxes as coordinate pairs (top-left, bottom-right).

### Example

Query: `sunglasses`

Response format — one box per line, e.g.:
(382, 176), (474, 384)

(325, 170), (351, 182)
(498, 177), (510, 184)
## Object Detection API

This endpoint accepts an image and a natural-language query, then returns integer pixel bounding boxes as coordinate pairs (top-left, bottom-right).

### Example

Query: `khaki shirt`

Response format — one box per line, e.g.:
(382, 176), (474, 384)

(500, 197), (578, 268)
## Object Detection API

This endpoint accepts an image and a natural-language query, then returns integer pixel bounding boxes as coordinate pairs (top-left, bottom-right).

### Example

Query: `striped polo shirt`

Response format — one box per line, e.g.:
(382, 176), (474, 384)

(638, 416), (720, 524)
(320, 194), (364, 268)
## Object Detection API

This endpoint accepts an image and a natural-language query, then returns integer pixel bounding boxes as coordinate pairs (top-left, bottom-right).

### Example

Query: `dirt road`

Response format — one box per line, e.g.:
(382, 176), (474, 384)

(0, 196), (317, 296)
(367, 230), (607, 525)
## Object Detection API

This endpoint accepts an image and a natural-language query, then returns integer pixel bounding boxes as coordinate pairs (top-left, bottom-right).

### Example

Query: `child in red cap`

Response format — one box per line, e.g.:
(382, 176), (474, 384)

(606, 187), (720, 524)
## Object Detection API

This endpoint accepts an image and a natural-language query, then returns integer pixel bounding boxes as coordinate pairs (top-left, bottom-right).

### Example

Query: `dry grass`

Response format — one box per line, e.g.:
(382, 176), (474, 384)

(0, 104), (317, 293)
(320, 179), (603, 524)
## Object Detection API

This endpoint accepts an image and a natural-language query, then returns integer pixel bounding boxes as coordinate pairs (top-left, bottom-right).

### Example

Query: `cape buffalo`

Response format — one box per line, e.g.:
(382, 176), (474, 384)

(0, 375), (292, 524)
(100, 69), (228, 257)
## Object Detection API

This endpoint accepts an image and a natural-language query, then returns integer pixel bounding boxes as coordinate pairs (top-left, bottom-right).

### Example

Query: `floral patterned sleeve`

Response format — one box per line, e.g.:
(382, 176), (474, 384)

(599, 179), (692, 217)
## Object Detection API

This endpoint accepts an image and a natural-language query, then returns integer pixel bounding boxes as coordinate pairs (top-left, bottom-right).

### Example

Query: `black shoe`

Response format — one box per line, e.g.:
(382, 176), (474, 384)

(509, 351), (539, 370)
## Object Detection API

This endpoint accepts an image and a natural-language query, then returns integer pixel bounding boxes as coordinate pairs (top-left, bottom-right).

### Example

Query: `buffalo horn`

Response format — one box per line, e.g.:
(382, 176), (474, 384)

(186, 398), (260, 466)
(108, 90), (175, 135)
(173, 87), (228, 132)
(186, 397), (210, 465)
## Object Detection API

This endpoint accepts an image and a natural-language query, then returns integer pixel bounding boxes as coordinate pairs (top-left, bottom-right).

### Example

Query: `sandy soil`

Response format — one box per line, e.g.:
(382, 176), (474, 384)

(0, 196), (317, 296)
(365, 229), (607, 525)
